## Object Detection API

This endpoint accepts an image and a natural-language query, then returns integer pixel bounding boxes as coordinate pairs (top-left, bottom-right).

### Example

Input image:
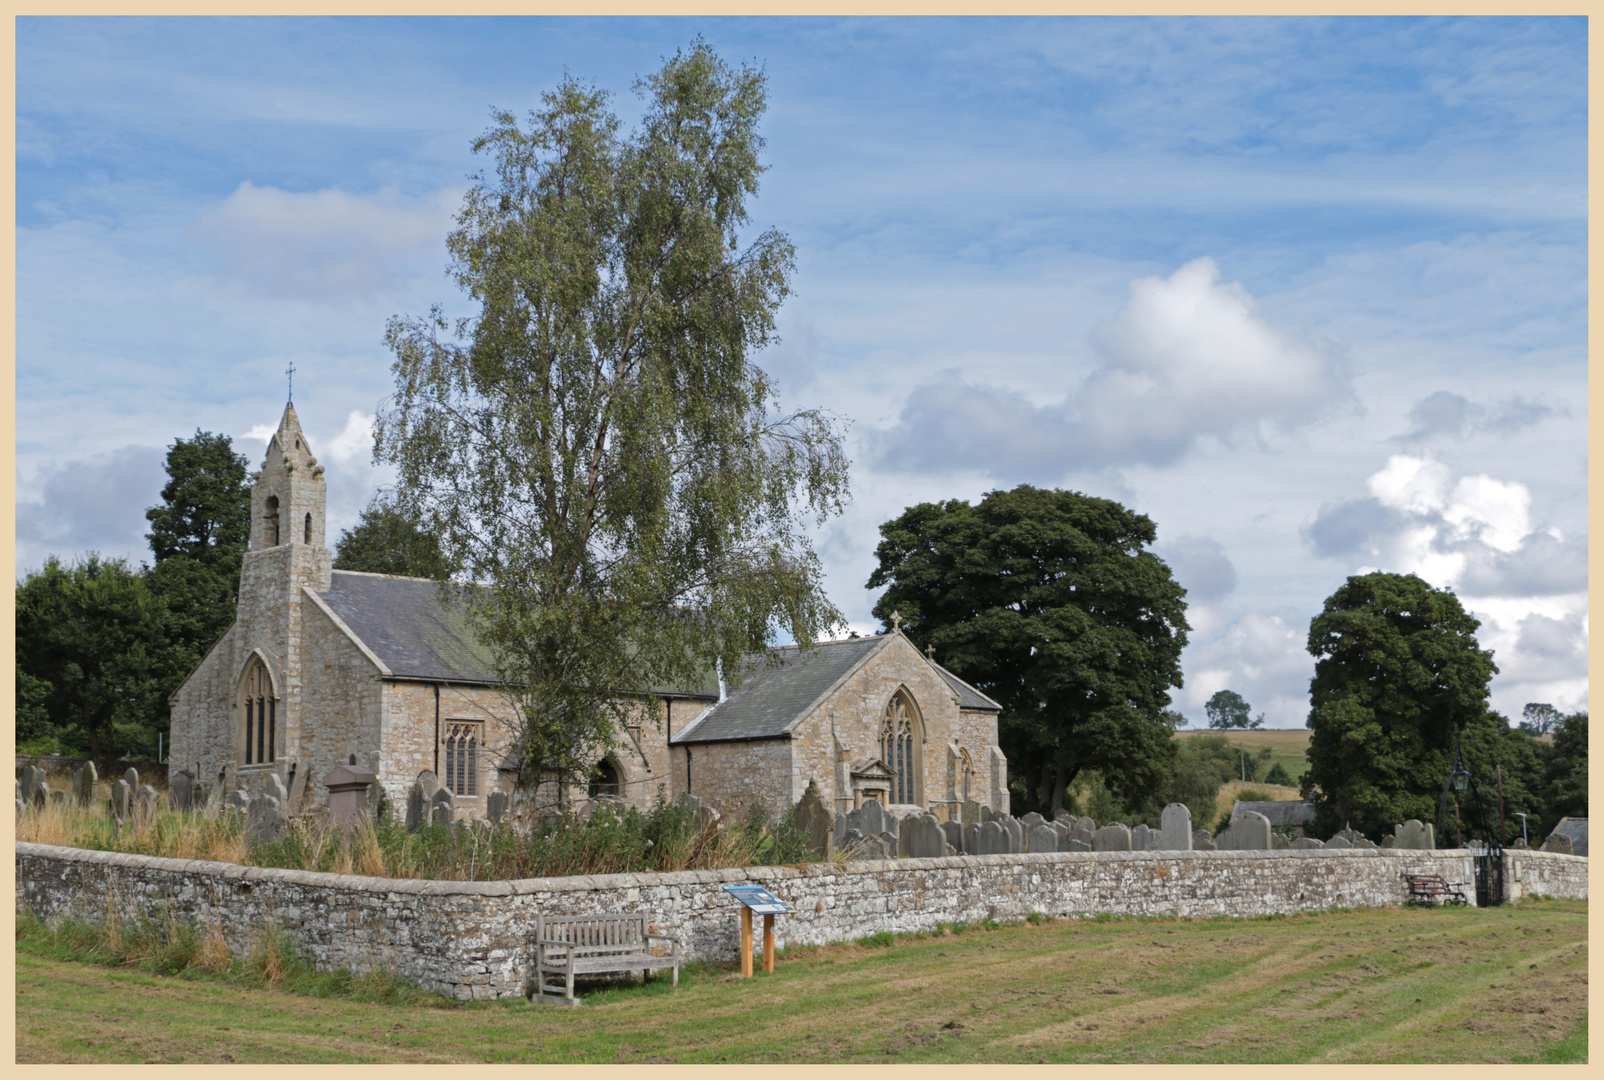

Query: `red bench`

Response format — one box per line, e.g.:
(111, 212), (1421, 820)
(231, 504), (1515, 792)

(1404, 872), (1468, 907)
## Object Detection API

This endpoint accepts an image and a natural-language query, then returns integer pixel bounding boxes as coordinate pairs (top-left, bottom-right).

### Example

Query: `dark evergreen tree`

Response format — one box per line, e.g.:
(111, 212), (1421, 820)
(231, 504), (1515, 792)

(1542, 710), (1587, 825)
(867, 485), (1190, 816)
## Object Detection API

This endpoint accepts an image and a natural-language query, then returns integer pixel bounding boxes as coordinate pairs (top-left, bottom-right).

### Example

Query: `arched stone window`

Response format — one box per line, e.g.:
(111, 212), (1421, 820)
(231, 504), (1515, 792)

(443, 721), (480, 796)
(240, 658), (275, 766)
(959, 748), (975, 803)
(264, 495), (280, 546)
(303, 512), (312, 544)
(588, 758), (621, 798)
(880, 691), (922, 805)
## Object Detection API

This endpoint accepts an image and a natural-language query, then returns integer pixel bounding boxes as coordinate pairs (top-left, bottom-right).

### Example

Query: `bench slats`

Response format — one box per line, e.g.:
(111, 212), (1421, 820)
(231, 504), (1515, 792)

(527, 914), (681, 1006)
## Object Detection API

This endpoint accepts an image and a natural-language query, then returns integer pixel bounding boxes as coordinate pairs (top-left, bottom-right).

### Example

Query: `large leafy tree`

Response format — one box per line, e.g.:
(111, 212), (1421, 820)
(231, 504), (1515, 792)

(1303, 572), (1498, 836)
(1205, 689), (1256, 729)
(144, 430), (252, 693)
(867, 485), (1190, 816)
(1542, 710), (1587, 825)
(333, 496), (452, 579)
(15, 555), (166, 758)
(376, 43), (849, 790)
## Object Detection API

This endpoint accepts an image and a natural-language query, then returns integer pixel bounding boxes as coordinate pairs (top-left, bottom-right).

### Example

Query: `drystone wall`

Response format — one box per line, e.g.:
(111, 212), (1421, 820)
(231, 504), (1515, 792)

(16, 842), (1587, 1003)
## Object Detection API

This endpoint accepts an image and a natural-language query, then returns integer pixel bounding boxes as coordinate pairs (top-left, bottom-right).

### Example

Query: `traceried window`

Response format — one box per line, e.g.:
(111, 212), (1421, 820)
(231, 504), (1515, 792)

(241, 659), (275, 765)
(443, 721), (481, 796)
(880, 692), (920, 805)
(265, 495), (280, 546)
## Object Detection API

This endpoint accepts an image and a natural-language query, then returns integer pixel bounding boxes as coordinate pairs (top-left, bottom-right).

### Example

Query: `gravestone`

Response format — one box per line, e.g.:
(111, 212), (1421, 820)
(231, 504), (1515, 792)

(961, 799), (984, 825)
(486, 789), (510, 826)
(133, 785), (160, 824)
(1159, 803), (1193, 850)
(962, 821), (981, 855)
(904, 813), (947, 858)
(940, 819), (964, 853)
(1054, 809), (1075, 826)
(1508, 837), (1529, 850)
(1061, 838), (1091, 852)
(226, 789), (252, 814)
(832, 811), (848, 850)
(1325, 835), (1352, 849)
(430, 786), (455, 827)
(860, 833), (893, 860)
(110, 779), (132, 820)
(169, 770), (194, 812)
(417, 770), (440, 803)
(1026, 823), (1058, 855)
(1020, 811), (1047, 830)
(22, 766), (46, 808)
(1271, 833), (1291, 849)
(999, 815), (1023, 854)
(1131, 824), (1153, 851)
(73, 761), (98, 807)
(1394, 819), (1433, 850)
(247, 795), (285, 844)
(194, 780), (215, 813)
(1074, 816), (1095, 835)
(405, 781), (426, 832)
(793, 779), (834, 859)
(123, 767), (140, 791)
(1293, 837), (1325, 849)
(1192, 829), (1214, 849)
(50, 789), (68, 807)
(266, 773), (289, 807)
(324, 765), (378, 827)
(1070, 825), (1095, 848)
(1218, 810), (1271, 851)
(367, 780), (385, 819)
(1093, 823), (1132, 852)
(1051, 820), (1070, 846)
(847, 798), (887, 840)
(33, 778), (53, 810)
(1541, 832), (1574, 855)
(978, 819), (1007, 855)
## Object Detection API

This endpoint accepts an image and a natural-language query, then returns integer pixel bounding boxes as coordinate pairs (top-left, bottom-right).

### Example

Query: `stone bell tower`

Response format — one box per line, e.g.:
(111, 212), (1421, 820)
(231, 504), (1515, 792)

(231, 401), (334, 797)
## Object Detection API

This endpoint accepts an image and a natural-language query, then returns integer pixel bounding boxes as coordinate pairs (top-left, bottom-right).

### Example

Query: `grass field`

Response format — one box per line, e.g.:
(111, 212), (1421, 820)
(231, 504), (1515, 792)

(16, 899), (1587, 1063)
(1178, 727), (1312, 788)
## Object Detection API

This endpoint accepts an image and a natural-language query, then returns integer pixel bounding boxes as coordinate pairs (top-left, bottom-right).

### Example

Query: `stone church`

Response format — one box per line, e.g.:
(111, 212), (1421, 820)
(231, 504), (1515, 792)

(168, 403), (1009, 821)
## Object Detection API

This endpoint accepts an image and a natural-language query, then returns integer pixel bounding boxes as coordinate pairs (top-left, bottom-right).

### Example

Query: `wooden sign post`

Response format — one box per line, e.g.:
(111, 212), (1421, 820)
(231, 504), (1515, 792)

(722, 884), (794, 977)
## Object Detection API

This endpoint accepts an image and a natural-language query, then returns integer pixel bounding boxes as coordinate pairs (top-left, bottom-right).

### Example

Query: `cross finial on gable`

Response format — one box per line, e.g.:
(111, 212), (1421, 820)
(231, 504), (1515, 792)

(926, 642), (935, 660)
(286, 361), (297, 402)
(890, 610), (902, 633)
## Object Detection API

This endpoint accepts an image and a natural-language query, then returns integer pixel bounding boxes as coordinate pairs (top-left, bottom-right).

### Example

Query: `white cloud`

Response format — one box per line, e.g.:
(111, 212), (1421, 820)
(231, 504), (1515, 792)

(1176, 610), (1313, 728)
(15, 444), (168, 575)
(323, 410), (377, 467)
(190, 181), (458, 302)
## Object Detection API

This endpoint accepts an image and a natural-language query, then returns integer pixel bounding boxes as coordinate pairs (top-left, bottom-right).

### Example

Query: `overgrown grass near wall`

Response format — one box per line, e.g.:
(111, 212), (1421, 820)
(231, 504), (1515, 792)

(14, 794), (819, 881)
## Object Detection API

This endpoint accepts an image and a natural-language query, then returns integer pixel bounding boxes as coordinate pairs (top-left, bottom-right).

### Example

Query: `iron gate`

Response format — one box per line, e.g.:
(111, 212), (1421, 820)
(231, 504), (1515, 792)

(1473, 842), (1505, 907)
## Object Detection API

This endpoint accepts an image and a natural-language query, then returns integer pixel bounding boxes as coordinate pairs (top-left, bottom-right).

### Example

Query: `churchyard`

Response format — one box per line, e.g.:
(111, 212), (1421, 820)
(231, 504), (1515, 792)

(16, 898), (1588, 1063)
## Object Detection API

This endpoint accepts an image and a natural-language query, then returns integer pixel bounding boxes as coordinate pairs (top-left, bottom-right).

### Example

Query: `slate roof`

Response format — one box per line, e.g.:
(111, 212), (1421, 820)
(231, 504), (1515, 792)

(1548, 816), (1588, 857)
(1231, 800), (1318, 827)
(321, 571), (499, 683)
(670, 634), (1003, 745)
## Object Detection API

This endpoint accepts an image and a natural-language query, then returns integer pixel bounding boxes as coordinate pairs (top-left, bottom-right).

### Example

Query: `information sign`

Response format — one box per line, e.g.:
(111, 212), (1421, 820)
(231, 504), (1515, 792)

(721, 884), (794, 914)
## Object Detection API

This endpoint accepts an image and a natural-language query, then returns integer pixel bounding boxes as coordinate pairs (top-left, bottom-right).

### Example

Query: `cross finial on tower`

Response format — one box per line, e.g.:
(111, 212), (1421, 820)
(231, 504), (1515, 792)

(890, 610), (902, 633)
(926, 642), (935, 660)
(286, 361), (297, 402)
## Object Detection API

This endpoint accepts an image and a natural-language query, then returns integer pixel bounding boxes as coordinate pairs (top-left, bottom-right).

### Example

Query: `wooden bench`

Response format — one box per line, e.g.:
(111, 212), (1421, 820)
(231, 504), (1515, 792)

(1404, 872), (1468, 907)
(524, 914), (681, 1006)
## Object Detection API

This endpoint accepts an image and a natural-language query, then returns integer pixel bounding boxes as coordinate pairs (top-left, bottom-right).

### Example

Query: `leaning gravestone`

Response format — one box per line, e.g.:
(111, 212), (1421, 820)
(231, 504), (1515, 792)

(486, 789), (510, 826)
(265, 773), (289, 807)
(1218, 811), (1271, 851)
(1026, 823), (1058, 855)
(902, 814), (947, 858)
(110, 779), (132, 820)
(1159, 803), (1193, 850)
(1052, 820), (1070, 845)
(33, 776), (53, 810)
(793, 780), (834, 858)
(1000, 814), (1024, 854)
(133, 785), (160, 824)
(1093, 823), (1132, 852)
(1131, 823), (1154, 851)
(1394, 819), (1434, 850)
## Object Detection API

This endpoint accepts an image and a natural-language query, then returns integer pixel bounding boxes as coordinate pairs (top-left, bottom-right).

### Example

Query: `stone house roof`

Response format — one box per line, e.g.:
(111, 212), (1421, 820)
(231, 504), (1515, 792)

(1548, 816), (1588, 857)
(670, 634), (1002, 746)
(320, 571), (499, 683)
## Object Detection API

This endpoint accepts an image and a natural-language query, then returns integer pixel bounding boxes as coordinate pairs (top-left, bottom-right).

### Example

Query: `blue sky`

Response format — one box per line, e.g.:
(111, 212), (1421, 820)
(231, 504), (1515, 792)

(16, 16), (1588, 726)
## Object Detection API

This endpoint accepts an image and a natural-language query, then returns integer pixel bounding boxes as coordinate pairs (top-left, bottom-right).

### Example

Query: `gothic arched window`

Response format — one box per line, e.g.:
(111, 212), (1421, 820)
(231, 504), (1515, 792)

(443, 721), (480, 796)
(880, 692), (921, 805)
(241, 659), (275, 766)
(264, 495), (280, 546)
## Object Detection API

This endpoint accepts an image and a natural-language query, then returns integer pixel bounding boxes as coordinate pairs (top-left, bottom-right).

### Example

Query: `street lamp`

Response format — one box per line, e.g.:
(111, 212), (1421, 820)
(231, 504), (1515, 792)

(1514, 812), (1529, 846)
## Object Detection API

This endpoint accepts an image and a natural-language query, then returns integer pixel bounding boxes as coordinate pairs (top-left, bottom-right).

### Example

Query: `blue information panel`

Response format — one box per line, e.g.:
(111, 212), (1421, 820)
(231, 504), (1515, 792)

(722, 884), (793, 914)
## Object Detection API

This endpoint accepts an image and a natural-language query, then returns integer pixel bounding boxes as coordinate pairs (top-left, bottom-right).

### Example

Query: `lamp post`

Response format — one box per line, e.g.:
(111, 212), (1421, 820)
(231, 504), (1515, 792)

(1436, 728), (1470, 848)
(1514, 812), (1528, 846)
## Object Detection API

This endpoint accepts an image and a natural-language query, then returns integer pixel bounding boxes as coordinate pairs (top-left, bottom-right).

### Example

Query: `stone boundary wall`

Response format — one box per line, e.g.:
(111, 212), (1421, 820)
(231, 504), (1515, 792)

(16, 842), (1587, 1002)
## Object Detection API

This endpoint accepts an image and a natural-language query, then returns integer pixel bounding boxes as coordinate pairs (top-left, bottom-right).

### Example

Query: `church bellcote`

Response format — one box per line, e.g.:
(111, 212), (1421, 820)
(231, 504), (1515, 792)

(247, 401), (332, 590)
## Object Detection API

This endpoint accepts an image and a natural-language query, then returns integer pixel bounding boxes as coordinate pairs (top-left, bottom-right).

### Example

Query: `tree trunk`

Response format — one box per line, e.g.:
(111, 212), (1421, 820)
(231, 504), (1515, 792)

(1039, 760), (1054, 816)
(1048, 766), (1068, 818)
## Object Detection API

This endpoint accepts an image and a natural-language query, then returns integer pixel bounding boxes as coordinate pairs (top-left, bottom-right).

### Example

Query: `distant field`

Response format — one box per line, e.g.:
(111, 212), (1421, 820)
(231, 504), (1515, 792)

(1177, 728), (1311, 788)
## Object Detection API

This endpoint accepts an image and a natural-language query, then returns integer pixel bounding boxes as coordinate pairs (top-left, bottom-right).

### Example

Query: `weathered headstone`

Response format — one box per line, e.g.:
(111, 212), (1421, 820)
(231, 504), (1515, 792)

(225, 789), (252, 814)
(1324, 835), (1352, 849)
(1218, 810), (1271, 851)
(978, 819), (1007, 855)
(123, 767), (140, 791)
(848, 798), (888, 839)
(1074, 815), (1095, 835)
(21, 766), (46, 808)
(1026, 823), (1058, 854)
(367, 780), (385, 818)
(1192, 828), (1213, 848)
(1131, 823), (1153, 851)
(999, 814), (1023, 854)
(429, 786), (455, 827)
(1093, 823), (1132, 852)
(1541, 832), (1574, 855)
(324, 764), (378, 827)
(110, 779), (132, 820)
(794, 780), (834, 859)
(1394, 819), (1433, 850)
(1293, 837), (1325, 849)
(405, 781), (426, 832)
(1508, 837), (1529, 850)
(194, 780), (215, 812)
(50, 789), (68, 807)
(1159, 803), (1193, 850)
(169, 770), (194, 812)
(33, 778), (53, 809)
(73, 761), (99, 807)
(900, 813), (944, 859)
(960, 799), (984, 825)
(417, 769), (440, 803)
(1271, 832), (1291, 849)
(1052, 820), (1070, 845)
(941, 819), (964, 853)
(265, 772), (289, 806)
(1070, 825), (1094, 848)
(486, 789), (510, 826)
(133, 785), (159, 824)
(1060, 837), (1091, 852)
(962, 821), (981, 855)
(832, 810), (848, 849)
(1020, 811), (1047, 830)
(1054, 809), (1075, 826)
(246, 795), (285, 843)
